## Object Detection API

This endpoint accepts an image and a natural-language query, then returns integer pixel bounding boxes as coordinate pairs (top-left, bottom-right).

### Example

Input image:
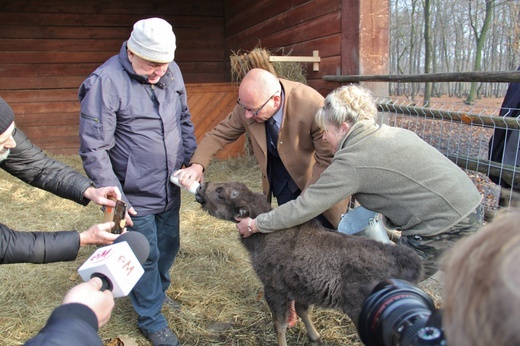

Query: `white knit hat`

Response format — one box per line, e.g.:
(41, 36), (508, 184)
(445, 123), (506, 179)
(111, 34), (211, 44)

(127, 18), (176, 63)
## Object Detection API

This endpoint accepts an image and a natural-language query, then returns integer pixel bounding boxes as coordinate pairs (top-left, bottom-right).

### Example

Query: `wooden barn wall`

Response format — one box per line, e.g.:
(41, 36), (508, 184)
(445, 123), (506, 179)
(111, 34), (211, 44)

(0, 0), (237, 156)
(224, 0), (389, 96)
(0, 0), (388, 155)
(224, 0), (341, 96)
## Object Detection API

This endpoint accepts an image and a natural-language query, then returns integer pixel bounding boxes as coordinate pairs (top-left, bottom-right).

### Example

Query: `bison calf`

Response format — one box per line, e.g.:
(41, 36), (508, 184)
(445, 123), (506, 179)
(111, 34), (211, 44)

(196, 181), (423, 346)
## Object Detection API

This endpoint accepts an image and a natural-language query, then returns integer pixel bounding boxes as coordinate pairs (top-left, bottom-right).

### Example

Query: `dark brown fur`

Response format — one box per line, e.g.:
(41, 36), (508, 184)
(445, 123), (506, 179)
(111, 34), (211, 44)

(196, 181), (423, 346)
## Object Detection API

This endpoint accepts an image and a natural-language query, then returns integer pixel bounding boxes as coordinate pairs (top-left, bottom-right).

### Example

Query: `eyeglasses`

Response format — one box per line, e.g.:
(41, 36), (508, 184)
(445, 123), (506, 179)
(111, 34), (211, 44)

(237, 90), (280, 116)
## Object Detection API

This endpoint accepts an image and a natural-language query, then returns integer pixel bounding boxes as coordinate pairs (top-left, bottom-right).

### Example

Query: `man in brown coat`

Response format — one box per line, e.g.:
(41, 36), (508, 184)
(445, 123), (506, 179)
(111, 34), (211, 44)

(176, 68), (347, 229)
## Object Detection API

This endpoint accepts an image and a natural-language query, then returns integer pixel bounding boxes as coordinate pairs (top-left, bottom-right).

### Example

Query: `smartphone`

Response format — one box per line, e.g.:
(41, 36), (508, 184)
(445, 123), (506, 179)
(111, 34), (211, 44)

(103, 199), (127, 234)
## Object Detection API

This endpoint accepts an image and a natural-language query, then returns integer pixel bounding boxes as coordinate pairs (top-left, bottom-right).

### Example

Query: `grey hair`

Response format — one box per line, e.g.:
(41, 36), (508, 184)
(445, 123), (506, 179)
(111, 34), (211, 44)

(315, 84), (378, 129)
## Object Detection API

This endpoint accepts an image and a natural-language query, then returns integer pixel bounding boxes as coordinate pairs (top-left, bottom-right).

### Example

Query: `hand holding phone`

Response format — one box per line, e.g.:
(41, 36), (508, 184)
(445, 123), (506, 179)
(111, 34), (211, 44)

(103, 198), (127, 234)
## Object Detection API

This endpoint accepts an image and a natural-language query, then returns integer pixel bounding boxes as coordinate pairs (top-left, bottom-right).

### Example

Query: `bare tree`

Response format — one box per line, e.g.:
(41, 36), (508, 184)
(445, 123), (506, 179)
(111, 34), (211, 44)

(423, 0), (432, 106)
(465, 0), (495, 104)
(389, 0), (520, 100)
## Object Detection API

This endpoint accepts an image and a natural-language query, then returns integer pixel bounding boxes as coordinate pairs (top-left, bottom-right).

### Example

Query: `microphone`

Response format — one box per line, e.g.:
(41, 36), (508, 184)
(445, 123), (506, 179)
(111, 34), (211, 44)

(78, 231), (150, 298)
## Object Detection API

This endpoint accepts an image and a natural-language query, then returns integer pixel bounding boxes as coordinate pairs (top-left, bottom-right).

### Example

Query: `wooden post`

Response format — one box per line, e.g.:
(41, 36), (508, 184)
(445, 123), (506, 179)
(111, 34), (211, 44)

(340, 0), (389, 98)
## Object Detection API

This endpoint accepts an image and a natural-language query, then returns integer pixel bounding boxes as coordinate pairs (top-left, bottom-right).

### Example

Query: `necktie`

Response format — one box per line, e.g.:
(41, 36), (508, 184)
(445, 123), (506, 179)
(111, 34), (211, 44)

(267, 117), (279, 148)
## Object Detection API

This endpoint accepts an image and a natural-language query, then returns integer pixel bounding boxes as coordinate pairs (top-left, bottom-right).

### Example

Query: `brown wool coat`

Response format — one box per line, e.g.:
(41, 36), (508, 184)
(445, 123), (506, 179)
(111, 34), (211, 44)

(189, 78), (348, 227)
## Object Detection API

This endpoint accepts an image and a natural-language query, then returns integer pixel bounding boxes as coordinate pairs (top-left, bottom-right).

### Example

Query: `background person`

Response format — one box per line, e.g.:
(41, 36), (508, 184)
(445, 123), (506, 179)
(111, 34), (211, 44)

(237, 84), (483, 278)
(1, 221), (117, 264)
(442, 211), (520, 346)
(0, 97), (122, 213)
(24, 277), (115, 346)
(175, 68), (348, 229)
(78, 17), (196, 346)
(0, 97), (122, 263)
(488, 65), (520, 207)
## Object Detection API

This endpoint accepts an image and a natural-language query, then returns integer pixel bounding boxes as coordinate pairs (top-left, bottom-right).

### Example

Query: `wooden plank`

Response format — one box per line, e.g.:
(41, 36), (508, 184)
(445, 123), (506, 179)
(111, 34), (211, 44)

(8, 101), (79, 116)
(0, 13), (223, 28)
(14, 113), (79, 128)
(21, 124), (79, 139)
(0, 89), (79, 102)
(224, 0), (273, 28)
(186, 83), (235, 93)
(0, 24), (224, 43)
(184, 74), (229, 84)
(226, 11), (341, 50)
(270, 35), (341, 60)
(180, 62), (226, 75)
(0, 0), (224, 16)
(342, 0), (360, 75)
(226, 0), (340, 40)
(0, 25), (131, 40)
(0, 39), (124, 52)
(323, 71), (520, 83)
(0, 63), (100, 78)
(0, 76), (86, 90)
(0, 49), (225, 64)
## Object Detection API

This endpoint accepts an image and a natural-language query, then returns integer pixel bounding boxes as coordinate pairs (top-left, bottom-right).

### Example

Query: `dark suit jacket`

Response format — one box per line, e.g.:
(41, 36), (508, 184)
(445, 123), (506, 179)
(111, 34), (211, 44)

(190, 78), (348, 227)
(488, 66), (520, 187)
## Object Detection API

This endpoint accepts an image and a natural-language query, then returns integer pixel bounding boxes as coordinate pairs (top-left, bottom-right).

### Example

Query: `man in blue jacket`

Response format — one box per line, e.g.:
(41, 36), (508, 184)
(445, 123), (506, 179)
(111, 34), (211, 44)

(78, 17), (197, 346)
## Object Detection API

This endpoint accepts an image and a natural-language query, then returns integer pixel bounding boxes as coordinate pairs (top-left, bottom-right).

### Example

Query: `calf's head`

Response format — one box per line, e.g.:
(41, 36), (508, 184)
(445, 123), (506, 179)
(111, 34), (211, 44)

(195, 182), (271, 221)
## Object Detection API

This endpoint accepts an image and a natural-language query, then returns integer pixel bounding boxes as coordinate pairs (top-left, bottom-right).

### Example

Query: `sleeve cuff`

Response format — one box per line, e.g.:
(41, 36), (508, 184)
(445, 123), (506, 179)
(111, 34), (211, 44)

(48, 303), (99, 332)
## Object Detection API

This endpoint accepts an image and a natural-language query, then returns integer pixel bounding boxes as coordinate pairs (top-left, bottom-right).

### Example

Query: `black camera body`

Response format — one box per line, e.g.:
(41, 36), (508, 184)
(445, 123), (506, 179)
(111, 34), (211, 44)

(358, 278), (446, 346)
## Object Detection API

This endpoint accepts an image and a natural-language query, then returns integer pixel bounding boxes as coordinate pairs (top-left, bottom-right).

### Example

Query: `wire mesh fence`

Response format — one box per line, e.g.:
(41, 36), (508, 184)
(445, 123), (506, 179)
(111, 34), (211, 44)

(374, 97), (520, 220)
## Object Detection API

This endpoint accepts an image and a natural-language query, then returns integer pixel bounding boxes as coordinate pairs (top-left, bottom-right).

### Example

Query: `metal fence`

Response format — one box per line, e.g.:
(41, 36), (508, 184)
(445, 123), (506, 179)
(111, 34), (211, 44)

(374, 97), (520, 219)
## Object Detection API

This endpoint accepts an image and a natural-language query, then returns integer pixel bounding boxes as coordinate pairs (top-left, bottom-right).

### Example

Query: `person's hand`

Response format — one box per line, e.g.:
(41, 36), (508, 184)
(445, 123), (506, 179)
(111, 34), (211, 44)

(62, 277), (115, 328)
(173, 164), (204, 189)
(235, 217), (258, 238)
(79, 222), (121, 247)
(124, 207), (137, 228)
(83, 186), (122, 207)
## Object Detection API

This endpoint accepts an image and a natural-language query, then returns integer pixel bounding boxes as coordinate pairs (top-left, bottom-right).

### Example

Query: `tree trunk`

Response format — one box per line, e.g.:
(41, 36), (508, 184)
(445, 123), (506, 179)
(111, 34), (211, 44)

(465, 0), (495, 104)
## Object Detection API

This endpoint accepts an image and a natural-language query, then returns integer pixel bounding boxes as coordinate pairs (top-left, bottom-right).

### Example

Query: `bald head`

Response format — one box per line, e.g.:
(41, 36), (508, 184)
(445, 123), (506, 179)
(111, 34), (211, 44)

(239, 68), (280, 101)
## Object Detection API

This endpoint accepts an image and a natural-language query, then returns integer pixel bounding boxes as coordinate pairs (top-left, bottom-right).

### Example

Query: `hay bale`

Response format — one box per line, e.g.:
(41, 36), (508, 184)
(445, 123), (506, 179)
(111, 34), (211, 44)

(230, 46), (307, 84)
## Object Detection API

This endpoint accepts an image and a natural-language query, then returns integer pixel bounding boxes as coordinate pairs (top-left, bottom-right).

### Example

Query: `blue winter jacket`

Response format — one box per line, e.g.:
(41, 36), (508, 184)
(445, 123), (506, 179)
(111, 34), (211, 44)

(78, 42), (197, 215)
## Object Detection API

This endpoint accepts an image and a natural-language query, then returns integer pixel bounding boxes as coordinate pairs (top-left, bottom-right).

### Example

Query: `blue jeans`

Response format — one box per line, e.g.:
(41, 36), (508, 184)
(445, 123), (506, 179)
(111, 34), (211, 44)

(129, 205), (180, 333)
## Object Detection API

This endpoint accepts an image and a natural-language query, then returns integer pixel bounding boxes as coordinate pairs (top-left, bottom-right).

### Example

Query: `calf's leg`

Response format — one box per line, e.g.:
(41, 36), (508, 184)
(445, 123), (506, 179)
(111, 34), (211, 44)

(295, 301), (322, 346)
(264, 287), (289, 346)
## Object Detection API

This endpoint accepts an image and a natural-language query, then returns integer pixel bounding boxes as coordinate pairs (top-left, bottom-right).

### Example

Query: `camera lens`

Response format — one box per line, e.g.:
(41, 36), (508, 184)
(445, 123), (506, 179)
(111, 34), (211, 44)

(358, 278), (437, 346)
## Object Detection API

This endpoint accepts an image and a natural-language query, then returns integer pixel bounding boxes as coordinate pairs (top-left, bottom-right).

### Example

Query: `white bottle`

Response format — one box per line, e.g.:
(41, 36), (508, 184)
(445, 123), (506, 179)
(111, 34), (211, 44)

(170, 174), (200, 194)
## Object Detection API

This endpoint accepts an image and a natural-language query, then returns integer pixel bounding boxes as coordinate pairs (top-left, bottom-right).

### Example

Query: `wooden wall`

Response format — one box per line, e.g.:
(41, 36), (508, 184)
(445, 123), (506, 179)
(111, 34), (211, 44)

(0, 0), (388, 155)
(224, 0), (389, 96)
(2, 83), (243, 157)
(0, 0), (231, 155)
(225, 0), (342, 95)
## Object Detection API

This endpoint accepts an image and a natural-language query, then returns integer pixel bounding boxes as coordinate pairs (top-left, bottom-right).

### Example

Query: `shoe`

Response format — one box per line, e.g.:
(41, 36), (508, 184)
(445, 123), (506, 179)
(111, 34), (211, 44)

(287, 299), (298, 328)
(163, 296), (182, 311)
(140, 327), (179, 346)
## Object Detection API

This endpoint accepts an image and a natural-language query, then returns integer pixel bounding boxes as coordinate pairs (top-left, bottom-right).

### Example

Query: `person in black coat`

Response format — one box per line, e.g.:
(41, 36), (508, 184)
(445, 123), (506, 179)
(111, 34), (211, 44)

(24, 277), (114, 346)
(0, 96), (123, 209)
(488, 65), (520, 204)
(0, 221), (118, 264)
(0, 96), (124, 262)
(0, 96), (120, 343)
